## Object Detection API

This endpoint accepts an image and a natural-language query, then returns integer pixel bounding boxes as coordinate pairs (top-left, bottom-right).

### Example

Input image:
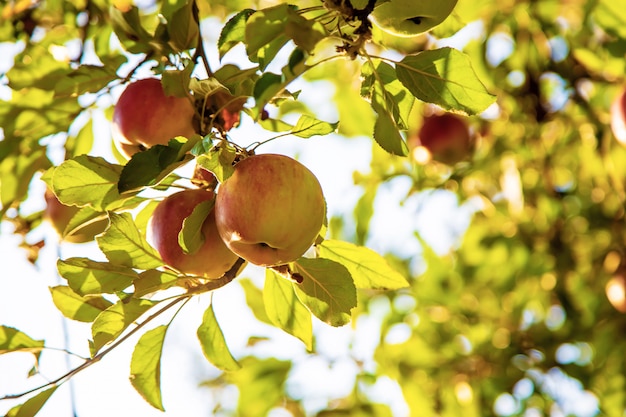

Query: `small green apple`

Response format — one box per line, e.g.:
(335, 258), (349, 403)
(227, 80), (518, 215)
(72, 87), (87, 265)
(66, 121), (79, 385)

(112, 78), (197, 157)
(370, 0), (458, 37)
(149, 189), (239, 279)
(214, 154), (326, 267)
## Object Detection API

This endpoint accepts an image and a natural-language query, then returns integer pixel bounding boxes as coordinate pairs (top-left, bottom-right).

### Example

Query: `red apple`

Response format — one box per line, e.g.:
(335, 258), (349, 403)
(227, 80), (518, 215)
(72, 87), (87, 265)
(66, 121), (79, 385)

(148, 189), (239, 278)
(191, 164), (218, 191)
(111, 78), (197, 156)
(43, 188), (107, 243)
(214, 154), (325, 267)
(204, 90), (247, 132)
(610, 87), (626, 146)
(408, 113), (472, 165)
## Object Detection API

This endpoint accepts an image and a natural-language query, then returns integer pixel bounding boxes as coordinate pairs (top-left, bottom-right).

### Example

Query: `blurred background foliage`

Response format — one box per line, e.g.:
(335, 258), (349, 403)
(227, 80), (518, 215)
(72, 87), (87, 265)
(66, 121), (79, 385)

(2, 0), (626, 416)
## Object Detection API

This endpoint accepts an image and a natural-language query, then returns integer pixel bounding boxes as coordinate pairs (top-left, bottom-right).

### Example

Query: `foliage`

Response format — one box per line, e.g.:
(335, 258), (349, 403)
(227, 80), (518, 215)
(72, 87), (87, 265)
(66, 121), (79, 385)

(1, 0), (625, 416)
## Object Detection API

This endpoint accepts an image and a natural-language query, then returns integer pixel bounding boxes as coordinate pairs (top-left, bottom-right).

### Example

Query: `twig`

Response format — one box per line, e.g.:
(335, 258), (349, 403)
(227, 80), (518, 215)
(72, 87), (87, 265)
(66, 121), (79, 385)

(0, 296), (188, 401)
(192, 0), (213, 77)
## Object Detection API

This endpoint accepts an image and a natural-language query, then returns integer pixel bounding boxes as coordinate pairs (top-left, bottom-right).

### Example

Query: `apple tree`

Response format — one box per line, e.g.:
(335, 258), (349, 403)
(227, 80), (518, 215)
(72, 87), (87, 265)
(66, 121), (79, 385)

(1, 0), (625, 415)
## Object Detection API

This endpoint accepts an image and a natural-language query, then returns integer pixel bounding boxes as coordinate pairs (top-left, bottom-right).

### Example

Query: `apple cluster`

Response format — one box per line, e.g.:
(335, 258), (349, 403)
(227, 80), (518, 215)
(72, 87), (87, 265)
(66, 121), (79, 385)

(148, 154), (326, 278)
(107, 78), (326, 278)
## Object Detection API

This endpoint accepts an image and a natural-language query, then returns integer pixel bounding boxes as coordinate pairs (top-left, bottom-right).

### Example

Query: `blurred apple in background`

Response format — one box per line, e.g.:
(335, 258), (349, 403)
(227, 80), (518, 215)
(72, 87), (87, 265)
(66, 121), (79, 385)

(408, 112), (472, 165)
(149, 189), (239, 279)
(215, 154), (326, 267)
(112, 78), (197, 158)
(43, 188), (107, 243)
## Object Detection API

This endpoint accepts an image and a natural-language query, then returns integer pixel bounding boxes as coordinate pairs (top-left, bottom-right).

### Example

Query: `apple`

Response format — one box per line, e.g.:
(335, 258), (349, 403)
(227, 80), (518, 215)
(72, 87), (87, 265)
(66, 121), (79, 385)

(148, 189), (239, 278)
(111, 78), (197, 156)
(191, 164), (219, 191)
(408, 112), (472, 165)
(610, 87), (626, 146)
(43, 188), (107, 243)
(204, 90), (247, 132)
(370, 0), (458, 37)
(214, 154), (325, 267)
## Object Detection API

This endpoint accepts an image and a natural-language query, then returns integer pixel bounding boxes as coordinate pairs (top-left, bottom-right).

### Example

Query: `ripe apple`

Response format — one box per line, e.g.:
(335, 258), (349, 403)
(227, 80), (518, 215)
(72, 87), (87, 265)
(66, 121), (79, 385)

(148, 189), (239, 278)
(408, 112), (472, 165)
(370, 0), (458, 37)
(214, 154), (325, 267)
(205, 90), (247, 132)
(43, 189), (107, 243)
(111, 78), (197, 156)
(191, 164), (219, 191)
(610, 87), (626, 146)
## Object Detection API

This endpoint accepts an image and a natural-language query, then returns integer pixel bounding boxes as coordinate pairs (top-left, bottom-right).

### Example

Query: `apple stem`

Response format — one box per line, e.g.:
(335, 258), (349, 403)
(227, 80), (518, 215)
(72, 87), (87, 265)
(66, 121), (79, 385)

(187, 257), (247, 294)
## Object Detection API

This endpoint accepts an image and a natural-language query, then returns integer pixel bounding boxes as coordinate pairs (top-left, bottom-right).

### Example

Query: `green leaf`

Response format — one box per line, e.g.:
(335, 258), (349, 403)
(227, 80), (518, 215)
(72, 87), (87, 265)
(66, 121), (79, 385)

(372, 101), (409, 156)
(194, 145), (236, 183)
(239, 278), (272, 325)
(317, 239), (410, 290)
(117, 139), (195, 193)
(0, 326), (44, 356)
(130, 325), (168, 411)
(91, 298), (158, 354)
(245, 4), (292, 69)
(0, 148), (50, 212)
(226, 357), (292, 417)
(54, 64), (121, 98)
(253, 72), (284, 108)
(49, 286), (113, 323)
(218, 9), (256, 59)
(6, 386), (59, 417)
(396, 47), (496, 115)
(61, 206), (108, 240)
(97, 212), (163, 270)
(284, 10), (325, 54)
(593, 0), (626, 38)
(161, 67), (194, 98)
(197, 303), (240, 371)
(132, 270), (181, 298)
(167, 1), (199, 52)
(291, 258), (356, 327)
(264, 269), (313, 350)
(7, 44), (69, 90)
(57, 257), (138, 296)
(109, 5), (154, 54)
(66, 118), (95, 158)
(291, 115), (338, 138)
(50, 155), (123, 210)
(179, 199), (214, 254)
(362, 60), (414, 155)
